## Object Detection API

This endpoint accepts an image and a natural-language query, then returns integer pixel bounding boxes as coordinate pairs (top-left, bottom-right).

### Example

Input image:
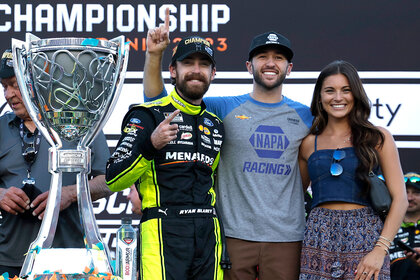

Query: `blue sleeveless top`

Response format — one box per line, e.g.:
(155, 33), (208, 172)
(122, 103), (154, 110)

(308, 136), (370, 208)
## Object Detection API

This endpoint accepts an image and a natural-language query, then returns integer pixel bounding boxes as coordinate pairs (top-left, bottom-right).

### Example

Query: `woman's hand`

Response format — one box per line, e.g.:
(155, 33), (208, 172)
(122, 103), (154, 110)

(354, 246), (386, 280)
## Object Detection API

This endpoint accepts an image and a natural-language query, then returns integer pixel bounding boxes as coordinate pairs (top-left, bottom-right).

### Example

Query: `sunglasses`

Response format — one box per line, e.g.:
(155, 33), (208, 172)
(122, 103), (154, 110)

(376, 175), (420, 185)
(405, 176), (420, 184)
(330, 149), (346, 176)
(22, 132), (37, 163)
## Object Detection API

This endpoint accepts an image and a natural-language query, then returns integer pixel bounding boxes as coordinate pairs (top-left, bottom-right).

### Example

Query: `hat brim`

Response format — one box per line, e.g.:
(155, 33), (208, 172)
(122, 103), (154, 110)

(406, 181), (420, 190)
(248, 44), (294, 62)
(173, 50), (216, 66)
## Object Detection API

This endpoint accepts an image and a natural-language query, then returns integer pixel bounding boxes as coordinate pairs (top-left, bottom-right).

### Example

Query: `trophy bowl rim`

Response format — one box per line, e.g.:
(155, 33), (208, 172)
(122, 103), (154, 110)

(29, 37), (120, 54)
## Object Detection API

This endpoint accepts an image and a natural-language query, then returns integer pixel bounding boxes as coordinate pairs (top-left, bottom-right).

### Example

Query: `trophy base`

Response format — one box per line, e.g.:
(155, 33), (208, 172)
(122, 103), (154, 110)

(32, 274), (120, 280)
(27, 248), (111, 279)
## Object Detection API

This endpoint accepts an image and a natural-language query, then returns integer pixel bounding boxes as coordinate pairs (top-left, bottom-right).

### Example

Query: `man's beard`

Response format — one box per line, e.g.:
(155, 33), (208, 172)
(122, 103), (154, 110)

(407, 203), (420, 214)
(176, 72), (211, 102)
(253, 67), (286, 90)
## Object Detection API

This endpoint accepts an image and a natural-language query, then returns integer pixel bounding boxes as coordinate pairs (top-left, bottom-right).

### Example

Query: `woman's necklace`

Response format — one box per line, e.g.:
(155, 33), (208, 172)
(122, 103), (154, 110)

(343, 136), (351, 145)
(337, 135), (352, 149)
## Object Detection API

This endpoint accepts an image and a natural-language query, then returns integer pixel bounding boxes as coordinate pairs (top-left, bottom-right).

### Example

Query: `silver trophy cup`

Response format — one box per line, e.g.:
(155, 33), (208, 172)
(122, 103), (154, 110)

(12, 34), (129, 278)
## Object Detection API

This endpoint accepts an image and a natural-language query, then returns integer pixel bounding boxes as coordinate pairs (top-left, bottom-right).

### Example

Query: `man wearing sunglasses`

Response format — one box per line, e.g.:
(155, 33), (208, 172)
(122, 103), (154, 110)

(389, 173), (420, 279)
(0, 49), (112, 276)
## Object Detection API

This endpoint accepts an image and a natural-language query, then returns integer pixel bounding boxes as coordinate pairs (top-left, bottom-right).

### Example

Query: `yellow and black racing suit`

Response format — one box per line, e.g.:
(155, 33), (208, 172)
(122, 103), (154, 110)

(106, 89), (225, 280)
(390, 220), (420, 280)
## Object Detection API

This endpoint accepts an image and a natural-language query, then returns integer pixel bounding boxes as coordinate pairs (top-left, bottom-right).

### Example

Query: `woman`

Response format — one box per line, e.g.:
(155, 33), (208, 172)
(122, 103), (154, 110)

(298, 60), (407, 280)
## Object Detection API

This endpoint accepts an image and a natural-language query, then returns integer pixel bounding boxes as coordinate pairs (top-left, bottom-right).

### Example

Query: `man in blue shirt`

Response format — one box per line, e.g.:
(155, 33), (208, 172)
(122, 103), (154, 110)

(143, 10), (312, 280)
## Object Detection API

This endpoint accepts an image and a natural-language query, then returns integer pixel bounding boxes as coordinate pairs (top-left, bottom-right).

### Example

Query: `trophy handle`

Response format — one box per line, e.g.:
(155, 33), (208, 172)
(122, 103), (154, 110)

(80, 35), (129, 148)
(12, 36), (61, 148)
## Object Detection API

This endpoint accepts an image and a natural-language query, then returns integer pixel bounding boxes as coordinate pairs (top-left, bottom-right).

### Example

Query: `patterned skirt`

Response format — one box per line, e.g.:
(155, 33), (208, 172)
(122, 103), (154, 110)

(300, 207), (390, 280)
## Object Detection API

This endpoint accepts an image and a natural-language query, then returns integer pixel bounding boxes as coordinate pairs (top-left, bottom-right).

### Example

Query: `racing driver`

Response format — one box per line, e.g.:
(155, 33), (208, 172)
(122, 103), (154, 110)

(106, 34), (226, 279)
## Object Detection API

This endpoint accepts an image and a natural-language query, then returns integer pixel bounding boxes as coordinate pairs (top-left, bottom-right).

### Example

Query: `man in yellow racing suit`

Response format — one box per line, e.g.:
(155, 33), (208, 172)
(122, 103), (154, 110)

(106, 34), (226, 280)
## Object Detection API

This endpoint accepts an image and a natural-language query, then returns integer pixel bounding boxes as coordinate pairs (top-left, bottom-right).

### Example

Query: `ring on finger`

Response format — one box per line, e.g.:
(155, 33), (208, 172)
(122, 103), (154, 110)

(362, 271), (368, 275)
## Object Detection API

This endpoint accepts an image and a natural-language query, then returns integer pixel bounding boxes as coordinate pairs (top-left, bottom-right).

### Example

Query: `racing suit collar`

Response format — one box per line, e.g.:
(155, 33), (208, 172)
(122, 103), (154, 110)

(170, 88), (206, 116)
(401, 219), (420, 228)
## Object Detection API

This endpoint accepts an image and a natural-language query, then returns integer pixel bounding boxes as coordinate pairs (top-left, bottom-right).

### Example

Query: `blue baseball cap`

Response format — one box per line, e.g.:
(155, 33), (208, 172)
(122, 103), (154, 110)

(405, 173), (420, 190)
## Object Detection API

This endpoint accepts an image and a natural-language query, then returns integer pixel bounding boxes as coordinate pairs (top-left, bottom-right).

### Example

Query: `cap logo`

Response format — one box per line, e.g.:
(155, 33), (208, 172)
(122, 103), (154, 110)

(6, 59), (13, 68)
(2, 51), (12, 60)
(184, 37), (210, 47)
(195, 43), (202, 51)
(267, 34), (279, 42)
(205, 46), (213, 57)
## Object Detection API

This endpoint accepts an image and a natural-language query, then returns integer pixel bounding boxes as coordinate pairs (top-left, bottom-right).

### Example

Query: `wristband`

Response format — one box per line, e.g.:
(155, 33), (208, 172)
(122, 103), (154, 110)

(375, 243), (389, 255)
(379, 235), (392, 244)
(377, 239), (390, 249)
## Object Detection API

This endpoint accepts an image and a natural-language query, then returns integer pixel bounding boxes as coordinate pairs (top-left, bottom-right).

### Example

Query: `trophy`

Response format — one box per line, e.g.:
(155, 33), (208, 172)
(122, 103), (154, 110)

(12, 34), (129, 279)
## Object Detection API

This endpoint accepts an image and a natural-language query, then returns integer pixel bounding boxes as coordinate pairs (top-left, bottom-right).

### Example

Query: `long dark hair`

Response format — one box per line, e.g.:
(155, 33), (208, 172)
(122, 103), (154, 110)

(310, 60), (384, 191)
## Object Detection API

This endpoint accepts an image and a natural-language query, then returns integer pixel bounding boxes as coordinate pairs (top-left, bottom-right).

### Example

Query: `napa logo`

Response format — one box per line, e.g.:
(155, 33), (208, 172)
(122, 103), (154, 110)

(249, 125), (289, 159)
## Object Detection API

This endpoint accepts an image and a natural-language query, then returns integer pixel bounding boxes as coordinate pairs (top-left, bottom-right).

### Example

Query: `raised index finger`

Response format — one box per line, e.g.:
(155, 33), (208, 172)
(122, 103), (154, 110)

(162, 109), (181, 124)
(164, 7), (170, 31)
